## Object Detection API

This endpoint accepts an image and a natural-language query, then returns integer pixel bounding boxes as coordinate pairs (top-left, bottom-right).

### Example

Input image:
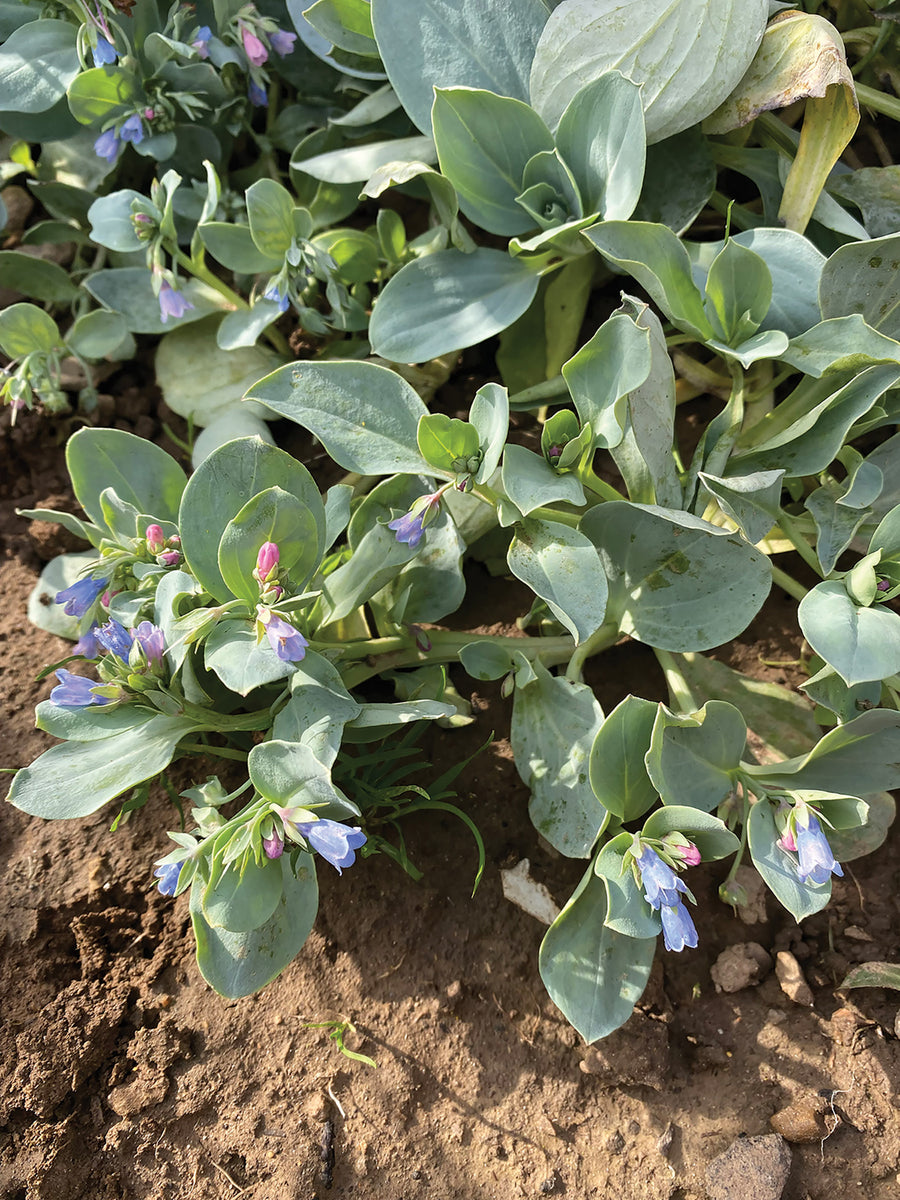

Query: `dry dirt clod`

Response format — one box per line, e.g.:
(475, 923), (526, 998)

(775, 950), (814, 1006)
(711, 942), (774, 993)
(704, 1134), (792, 1200)
(733, 866), (769, 925)
(830, 1006), (864, 1046)
(769, 1097), (835, 1143)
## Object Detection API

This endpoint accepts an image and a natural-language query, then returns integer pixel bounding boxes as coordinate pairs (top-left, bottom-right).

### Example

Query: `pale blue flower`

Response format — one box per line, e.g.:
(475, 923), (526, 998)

(119, 114), (144, 145)
(50, 668), (107, 708)
(634, 844), (687, 910)
(158, 280), (195, 323)
(294, 819), (366, 874)
(154, 861), (183, 896)
(92, 34), (117, 66)
(660, 898), (699, 952)
(55, 575), (108, 618)
(96, 619), (132, 661)
(94, 127), (121, 163)
(796, 812), (844, 886)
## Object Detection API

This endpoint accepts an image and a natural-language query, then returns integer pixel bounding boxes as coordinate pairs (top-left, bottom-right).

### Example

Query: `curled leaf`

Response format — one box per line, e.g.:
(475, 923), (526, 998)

(705, 11), (859, 233)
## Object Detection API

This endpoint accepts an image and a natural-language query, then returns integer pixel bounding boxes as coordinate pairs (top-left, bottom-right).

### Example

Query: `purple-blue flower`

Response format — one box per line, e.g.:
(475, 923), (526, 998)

(55, 575), (108, 618)
(294, 819), (366, 874)
(72, 623), (101, 659)
(634, 844), (687, 910)
(264, 286), (289, 313)
(119, 114), (144, 145)
(660, 898), (699, 953)
(260, 611), (308, 662)
(796, 811), (844, 886)
(158, 280), (195, 323)
(92, 34), (117, 66)
(50, 668), (107, 708)
(96, 619), (133, 661)
(192, 25), (211, 58)
(248, 79), (268, 108)
(133, 620), (165, 667)
(94, 127), (121, 163)
(269, 28), (297, 56)
(154, 861), (183, 896)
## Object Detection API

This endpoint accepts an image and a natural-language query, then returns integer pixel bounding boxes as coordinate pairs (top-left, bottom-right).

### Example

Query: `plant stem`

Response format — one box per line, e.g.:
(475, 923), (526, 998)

(172, 248), (291, 356)
(337, 629), (576, 689)
(579, 465), (626, 503)
(179, 742), (249, 761)
(855, 82), (900, 122)
(653, 648), (699, 713)
(565, 623), (620, 681)
(775, 510), (823, 577)
(770, 564), (808, 603)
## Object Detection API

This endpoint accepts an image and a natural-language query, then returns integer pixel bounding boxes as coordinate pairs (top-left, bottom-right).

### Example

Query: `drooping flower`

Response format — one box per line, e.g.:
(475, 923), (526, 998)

(96, 619), (133, 661)
(660, 898), (699, 952)
(55, 575), (108, 618)
(72, 623), (101, 659)
(92, 34), (117, 67)
(634, 844), (687, 910)
(94, 127), (121, 163)
(132, 621), (165, 668)
(264, 286), (289, 313)
(248, 79), (268, 107)
(269, 28), (297, 56)
(257, 607), (308, 662)
(294, 819), (366, 874)
(387, 491), (443, 550)
(154, 861), (183, 896)
(241, 24), (268, 65)
(50, 668), (107, 708)
(795, 811), (844, 886)
(158, 280), (195, 323)
(192, 24), (211, 58)
(119, 114), (144, 145)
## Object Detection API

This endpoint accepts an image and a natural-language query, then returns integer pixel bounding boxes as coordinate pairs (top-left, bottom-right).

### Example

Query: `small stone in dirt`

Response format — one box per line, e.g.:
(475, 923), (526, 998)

(711, 943), (773, 993)
(604, 1130), (625, 1155)
(445, 979), (464, 1007)
(704, 1134), (792, 1200)
(770, 1097), (835, 1143)
(775, 951), (814, 1006)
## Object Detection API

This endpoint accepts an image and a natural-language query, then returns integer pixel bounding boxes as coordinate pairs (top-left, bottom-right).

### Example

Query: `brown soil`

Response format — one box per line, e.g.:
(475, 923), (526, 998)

(2, 395), (900, 1200)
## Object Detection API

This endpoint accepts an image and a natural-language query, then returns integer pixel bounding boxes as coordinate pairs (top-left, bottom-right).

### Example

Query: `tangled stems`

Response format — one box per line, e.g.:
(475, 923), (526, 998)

(334, 628), (591, 690)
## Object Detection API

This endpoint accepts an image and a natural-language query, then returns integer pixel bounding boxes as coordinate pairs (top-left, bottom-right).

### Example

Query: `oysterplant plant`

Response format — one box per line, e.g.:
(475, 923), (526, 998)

(5, 0), (900, 1042)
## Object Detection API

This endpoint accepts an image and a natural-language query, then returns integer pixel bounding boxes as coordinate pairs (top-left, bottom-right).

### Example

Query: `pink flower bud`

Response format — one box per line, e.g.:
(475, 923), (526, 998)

(263, 829), (284, 859)
(144, 108), (155, 120)
(777, 828), (797, 854)
(255, 541), (279, 582)
(681, 842), (702, 867)
(159, 550), (181, 566)
(241, 24), (268, 66)
(146, 524), (165, 553)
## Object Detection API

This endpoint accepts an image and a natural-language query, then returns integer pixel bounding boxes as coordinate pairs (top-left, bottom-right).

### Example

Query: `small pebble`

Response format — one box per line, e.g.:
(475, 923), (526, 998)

(705, 1134), (792, 1200)
(770, 1097), (834, 1143)
(775, 950), (814, 1006)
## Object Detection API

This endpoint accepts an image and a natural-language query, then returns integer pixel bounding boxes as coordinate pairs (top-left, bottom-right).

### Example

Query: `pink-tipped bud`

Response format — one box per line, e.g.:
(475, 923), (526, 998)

(681, 842), (702, 867)
(159, 550), (181, 566)
(146, 524), (165, 554)
(144, 107), (155, 120)
(254, 541), (279, 583)
(263, 829), (284, 859)
(777, 828), (797, 854)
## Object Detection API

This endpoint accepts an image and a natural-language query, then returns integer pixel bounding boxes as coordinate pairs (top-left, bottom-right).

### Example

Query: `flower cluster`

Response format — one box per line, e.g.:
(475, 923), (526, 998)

(633, 841), (699, 953)
(251, 542), (308, 662)
(94, 112), (153, 163)
(269, 809), (367, 874)
(233, 5), (297, 108)
(387, 489), (446, 551)
(49, 619), (168, 708)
